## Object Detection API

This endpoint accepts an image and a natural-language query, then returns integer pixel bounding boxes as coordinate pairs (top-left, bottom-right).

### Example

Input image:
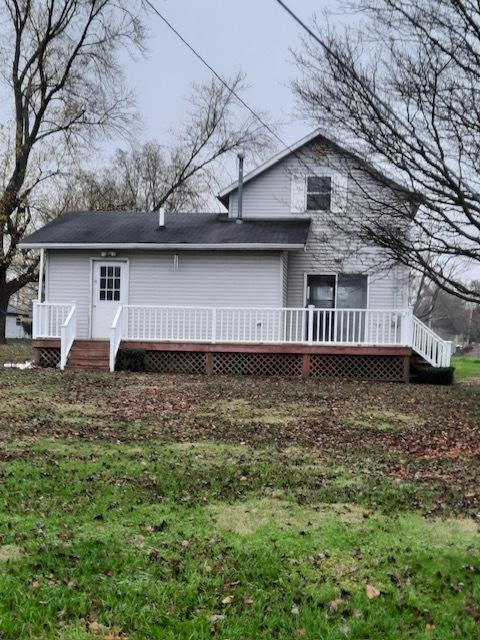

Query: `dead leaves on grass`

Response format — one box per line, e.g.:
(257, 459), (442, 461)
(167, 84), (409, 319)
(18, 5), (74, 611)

(366, 584), (381, 599)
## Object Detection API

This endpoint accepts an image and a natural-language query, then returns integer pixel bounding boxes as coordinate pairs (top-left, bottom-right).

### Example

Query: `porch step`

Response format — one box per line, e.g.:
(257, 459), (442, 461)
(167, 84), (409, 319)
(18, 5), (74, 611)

(66, 340), (109, 372)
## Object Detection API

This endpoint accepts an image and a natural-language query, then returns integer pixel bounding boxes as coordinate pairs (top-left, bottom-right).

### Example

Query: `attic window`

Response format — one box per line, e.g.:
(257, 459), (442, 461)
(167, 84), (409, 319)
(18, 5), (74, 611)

(306, 176), (331, 211)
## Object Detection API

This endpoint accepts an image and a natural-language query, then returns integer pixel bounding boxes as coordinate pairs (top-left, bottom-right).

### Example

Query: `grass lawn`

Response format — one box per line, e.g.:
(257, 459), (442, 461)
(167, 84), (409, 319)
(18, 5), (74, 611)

(452, 356), (480, 381)
(0, 343), (479, 638)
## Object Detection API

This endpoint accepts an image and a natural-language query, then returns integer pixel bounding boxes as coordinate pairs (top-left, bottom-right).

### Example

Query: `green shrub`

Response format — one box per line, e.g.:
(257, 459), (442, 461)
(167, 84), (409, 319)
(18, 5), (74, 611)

(416, 366), (455, 385)
(117, 349), (146, 372)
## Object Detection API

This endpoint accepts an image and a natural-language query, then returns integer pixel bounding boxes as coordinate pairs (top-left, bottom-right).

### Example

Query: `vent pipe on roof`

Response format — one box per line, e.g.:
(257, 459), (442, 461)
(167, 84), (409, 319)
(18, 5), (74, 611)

(236, 150), (244, 224)
(159, 207), (165, 227)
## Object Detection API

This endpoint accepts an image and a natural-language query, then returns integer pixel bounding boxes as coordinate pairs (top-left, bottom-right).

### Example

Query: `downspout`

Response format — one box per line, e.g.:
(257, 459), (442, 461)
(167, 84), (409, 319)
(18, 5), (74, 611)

(236, 150), (244, 224)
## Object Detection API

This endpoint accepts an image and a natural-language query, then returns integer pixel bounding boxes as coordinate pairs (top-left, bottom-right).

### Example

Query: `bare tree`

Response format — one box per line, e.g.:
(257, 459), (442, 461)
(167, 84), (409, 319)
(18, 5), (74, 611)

(290, 0), (480, 303)
(0, 0), (147, 342)
(64, 75), (271, 213)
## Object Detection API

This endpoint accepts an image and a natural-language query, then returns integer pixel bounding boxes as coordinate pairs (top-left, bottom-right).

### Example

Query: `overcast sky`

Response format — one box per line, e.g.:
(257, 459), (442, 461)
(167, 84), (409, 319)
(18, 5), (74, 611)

(119, 0), (328, 181)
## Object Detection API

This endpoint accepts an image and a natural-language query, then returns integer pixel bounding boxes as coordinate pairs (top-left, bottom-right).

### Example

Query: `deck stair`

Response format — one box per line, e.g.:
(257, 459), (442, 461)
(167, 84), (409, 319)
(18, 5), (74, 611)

(66, 340), (109, 372)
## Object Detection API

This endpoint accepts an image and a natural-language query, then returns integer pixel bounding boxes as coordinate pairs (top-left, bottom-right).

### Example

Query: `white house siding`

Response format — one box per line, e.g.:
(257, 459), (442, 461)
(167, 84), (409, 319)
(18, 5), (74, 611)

(6, 315), (28, 339)
(46, 249), (285, 339)
(47, 250), (92, 338)
(228, 139), (410, 310)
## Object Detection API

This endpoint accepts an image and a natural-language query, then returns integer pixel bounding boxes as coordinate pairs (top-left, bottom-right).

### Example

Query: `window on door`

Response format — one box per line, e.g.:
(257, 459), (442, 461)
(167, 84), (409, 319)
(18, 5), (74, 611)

(99, 265), (121, 301)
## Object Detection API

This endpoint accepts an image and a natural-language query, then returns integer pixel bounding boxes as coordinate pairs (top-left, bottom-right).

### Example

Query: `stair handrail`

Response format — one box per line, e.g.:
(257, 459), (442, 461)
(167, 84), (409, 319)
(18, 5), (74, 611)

(412, 315), (452, 367)
(60, 303), (76, 370)
(110, 306), (124, 372)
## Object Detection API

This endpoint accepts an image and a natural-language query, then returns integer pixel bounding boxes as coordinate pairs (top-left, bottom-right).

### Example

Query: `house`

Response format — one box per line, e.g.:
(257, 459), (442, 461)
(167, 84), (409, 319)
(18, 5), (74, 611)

(20, 131), (451, 379)
(3, 304), (30, 340)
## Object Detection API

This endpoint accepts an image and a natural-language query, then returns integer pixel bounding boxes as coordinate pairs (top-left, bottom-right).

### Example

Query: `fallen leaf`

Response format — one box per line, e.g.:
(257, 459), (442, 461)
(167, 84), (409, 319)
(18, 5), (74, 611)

(222, 595), (234, 605)
(366, 584), (381, 599)
(295, 629), (306, 637)
(243, 596), (253, 605)
(208, 614), (225, 622)
(291, 604), (300, 615)
(425, 623), (435, 631)
(88, 621), (101, 632)
(30, 580), (40, 589)
(329, 598), (344, 612)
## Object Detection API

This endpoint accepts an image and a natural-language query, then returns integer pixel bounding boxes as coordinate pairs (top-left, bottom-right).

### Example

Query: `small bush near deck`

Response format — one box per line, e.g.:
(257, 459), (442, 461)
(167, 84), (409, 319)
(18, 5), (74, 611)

(116, 348), (146, 372)
(416, 366), (455, 385)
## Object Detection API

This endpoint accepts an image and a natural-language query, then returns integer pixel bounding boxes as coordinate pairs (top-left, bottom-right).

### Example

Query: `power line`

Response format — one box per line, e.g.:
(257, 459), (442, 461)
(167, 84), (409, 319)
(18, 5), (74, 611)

(144, 0), (291, 150)
(143, 0), (315, 174)
(274, 0), (329, 51)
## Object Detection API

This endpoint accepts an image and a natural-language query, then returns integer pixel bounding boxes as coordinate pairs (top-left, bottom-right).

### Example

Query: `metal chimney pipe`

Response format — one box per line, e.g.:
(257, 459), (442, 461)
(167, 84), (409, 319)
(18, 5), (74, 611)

(236, 150), (244, 224)
(159, 206), (165, 227)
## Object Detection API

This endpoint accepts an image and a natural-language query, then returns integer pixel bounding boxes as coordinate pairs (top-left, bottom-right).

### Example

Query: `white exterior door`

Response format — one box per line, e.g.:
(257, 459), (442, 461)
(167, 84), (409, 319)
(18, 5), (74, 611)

(91, 261), (127, 339)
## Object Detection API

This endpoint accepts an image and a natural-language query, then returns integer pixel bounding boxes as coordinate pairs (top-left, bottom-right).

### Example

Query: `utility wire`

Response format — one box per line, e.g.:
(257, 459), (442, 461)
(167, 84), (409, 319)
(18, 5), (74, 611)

(143, 0), (315, 175)
(274, 0), (330, 51)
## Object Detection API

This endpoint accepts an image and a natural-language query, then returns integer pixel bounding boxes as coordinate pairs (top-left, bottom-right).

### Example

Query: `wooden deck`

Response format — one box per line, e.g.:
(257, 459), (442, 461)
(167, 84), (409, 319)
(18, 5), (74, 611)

(33, 339), (412, 381)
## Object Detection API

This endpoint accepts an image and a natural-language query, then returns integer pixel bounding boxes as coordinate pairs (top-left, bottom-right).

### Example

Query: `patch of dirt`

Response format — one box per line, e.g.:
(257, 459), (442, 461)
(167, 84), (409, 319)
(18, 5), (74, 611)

(347, 409), (424, 431)
(0, 544), (22, 562)
(208, 498), (367, 535)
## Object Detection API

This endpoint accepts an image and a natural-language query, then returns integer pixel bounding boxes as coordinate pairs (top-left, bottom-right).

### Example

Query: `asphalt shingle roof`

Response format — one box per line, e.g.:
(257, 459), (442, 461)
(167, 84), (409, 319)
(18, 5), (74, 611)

(21, 211), (310, 248)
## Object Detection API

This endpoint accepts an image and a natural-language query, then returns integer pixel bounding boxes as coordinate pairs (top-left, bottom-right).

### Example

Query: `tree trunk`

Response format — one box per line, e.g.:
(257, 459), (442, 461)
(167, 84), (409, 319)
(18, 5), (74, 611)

(0, 287), (9, 344)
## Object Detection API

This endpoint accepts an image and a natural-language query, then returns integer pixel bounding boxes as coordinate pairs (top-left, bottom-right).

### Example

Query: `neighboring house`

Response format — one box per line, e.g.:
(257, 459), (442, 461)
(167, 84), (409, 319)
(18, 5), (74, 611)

(3, 305), (30, 340)
(20, 131), (451, 378)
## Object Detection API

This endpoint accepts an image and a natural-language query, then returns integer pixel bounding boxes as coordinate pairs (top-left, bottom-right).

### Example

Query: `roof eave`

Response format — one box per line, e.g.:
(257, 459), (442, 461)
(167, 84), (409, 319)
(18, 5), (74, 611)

(19, 242), (307, 251)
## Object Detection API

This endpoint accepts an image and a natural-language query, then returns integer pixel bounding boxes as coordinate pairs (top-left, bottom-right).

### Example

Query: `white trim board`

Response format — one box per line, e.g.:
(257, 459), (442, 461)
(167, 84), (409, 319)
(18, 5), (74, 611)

(19, 242), (306, 251)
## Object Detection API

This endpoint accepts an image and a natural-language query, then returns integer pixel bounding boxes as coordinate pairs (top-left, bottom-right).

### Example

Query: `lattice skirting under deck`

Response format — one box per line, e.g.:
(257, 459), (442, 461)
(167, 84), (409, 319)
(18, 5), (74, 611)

(144, 350), (205, 374)
(34, 346), (408, 381)
(38, 348), (61, 369)
(136, 350), (407, 381)
(212, 352), (303, 377)
(309, 354), (405, 381)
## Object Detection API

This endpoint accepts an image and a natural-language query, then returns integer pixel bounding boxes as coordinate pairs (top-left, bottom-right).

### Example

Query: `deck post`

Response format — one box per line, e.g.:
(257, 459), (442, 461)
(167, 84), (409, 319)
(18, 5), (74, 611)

(302, 354), (311, 379)
(401, 308), (414, 346)
(443, 341), (453, 367)
(403, 355), (410, 383)
(205, 352), (214, 375)
(307, 305), (314, 344)
(211, 308), (217, 343)
(37, 248), (45, 302)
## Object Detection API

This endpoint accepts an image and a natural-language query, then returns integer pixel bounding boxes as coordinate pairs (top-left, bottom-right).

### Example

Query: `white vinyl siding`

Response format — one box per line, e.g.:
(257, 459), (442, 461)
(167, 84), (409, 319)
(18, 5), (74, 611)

(291, 175), (306, 212)
(227, 138), (408, 310)
(47, 250), (91, 338)
(5, 315), (28, 339)
(46, 250), (284, 339)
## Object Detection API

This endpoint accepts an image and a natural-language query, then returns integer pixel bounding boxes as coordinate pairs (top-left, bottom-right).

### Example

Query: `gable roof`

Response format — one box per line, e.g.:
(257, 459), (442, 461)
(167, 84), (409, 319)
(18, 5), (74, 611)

(20, 211), (310, 250)
(218, 129), (419, 208)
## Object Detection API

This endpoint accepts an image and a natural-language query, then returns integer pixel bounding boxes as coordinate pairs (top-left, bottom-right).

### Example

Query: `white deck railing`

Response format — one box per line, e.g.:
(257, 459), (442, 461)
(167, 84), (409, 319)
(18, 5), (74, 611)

(119, 305), (411, 347)
(60, 305), (77, 370)
(32, 301), (75, 339)
(33, 301), (77, 370)
(110, 306), (125, 372)
(32, 303), (452, 372)
(412, 316), (452, 368)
